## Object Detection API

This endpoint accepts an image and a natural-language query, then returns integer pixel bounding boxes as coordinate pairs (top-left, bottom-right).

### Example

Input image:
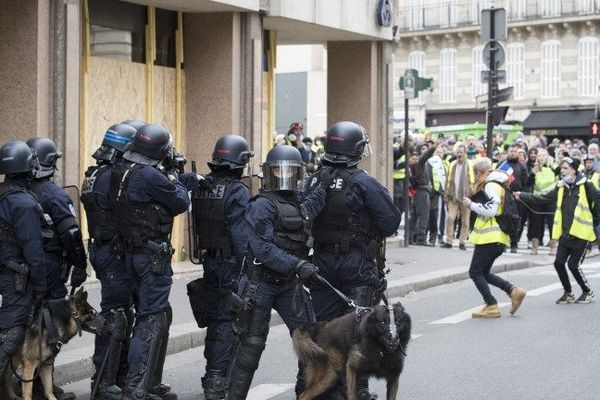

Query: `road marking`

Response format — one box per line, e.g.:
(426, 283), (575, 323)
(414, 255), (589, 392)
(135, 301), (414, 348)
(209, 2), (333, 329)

(429, 302), (510, 325)
(247, 383), (296, 400)
(411, 334), (423, 339)
(429, 272), (600, 325)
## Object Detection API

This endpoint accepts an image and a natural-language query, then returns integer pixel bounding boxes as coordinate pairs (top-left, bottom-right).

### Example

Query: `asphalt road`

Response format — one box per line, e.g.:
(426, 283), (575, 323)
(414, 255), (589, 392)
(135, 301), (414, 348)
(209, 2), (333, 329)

(62, 260), (600, 400)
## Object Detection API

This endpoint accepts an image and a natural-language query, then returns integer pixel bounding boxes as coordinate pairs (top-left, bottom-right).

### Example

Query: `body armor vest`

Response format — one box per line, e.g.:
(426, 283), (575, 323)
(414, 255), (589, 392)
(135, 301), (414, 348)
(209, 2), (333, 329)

(30, 180), (61, 254)
(109, 163), (174, 248)
(81, 165), (115, 243)
(257, 192), (310, 259)
(312, 168), (376, 252)
(0, 184), (28, 259)
(192, 175), (236, 258)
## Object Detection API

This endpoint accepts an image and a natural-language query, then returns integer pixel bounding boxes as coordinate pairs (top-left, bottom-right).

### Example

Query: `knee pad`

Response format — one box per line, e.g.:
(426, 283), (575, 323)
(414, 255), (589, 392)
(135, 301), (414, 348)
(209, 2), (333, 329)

(0, 326), (25, 356)
(106, 308), (129, 342)
(246, 307), (271, 337)
(237, 335), (266, 371)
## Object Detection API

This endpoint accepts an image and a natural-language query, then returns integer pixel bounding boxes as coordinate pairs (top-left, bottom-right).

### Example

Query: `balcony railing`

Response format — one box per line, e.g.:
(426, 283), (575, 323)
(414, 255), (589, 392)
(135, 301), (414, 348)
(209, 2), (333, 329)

(397, 0), (600, 33)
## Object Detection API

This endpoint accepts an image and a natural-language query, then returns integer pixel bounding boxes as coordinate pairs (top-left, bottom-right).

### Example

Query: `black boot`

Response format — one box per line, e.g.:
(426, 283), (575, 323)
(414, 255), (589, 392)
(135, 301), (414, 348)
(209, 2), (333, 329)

(202, 370), (228, 400)
(356, 388), (378, 400)
(149, 383), (177, 400)
(92, 382), (123, 400)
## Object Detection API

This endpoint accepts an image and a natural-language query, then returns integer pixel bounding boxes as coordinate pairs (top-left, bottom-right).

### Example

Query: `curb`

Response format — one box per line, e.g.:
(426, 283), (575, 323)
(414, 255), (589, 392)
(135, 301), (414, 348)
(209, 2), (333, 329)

(54, 257), (531, 386)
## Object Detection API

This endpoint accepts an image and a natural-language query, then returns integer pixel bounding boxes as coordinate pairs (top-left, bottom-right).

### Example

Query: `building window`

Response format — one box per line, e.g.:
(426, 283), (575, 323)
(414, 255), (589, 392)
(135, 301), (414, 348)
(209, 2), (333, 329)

(409, 51), (426, 101)
(577, 0), (597, 13)
(472, 0), (491, 23)
(506, 43), (525, 99)
(507, 0), (527, 20)
(541, 40), (561, 98)
(578, 37), (599, 97)
(539, 0), (561, 16)
(439, 0), (456, 27)
(440, 48), (456, 103)
(472, 46), (486, 100)
(408, 0), (424, 29)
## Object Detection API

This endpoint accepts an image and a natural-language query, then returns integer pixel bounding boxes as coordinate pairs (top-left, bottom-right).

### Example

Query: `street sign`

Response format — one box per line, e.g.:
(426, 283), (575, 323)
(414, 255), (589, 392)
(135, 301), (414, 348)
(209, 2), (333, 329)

(481, 8), (507, 42)
(494, 86), (513, 103)
(481, 69), (506, 83)
(483, 41), (505, 69)
(403, 69), (416, 99)
(591, 120), (600, 135)
(478, 86), (514, 105)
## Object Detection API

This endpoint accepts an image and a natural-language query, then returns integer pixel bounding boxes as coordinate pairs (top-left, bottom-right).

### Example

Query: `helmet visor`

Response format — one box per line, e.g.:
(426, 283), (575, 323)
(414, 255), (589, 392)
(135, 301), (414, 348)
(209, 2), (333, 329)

(262, 160), (305, 191)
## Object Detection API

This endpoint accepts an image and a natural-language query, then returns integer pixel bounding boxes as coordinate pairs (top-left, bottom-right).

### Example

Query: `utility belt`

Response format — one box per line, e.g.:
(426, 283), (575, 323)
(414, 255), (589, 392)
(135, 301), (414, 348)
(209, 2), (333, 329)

(202, 247), (233, 260)
(0, 260), (29, 293)
(315, 239), (377, 257)
(113, 238), (174, 273)
(246, 263), (295, 286)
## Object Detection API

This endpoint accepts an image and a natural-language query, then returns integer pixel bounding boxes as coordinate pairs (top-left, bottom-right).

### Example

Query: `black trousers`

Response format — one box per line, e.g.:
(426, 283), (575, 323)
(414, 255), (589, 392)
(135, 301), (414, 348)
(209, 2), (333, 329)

(510, 202), (528, 248)
(554, 237), (591, 293)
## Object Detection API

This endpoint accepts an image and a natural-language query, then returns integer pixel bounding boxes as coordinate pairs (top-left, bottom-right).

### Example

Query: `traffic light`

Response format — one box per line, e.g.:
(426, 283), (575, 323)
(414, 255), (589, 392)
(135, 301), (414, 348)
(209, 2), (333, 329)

(591, 120), (600, 136)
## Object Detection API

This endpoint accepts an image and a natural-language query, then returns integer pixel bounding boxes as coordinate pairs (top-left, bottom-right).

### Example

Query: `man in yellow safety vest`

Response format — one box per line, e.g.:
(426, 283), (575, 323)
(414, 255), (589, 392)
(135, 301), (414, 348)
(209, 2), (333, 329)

(516, 157), (600, 304)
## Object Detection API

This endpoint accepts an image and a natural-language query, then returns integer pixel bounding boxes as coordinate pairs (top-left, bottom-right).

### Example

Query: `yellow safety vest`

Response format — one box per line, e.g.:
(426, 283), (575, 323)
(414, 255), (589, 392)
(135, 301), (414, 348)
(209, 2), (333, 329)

(552, 185), (596, 242)
(469, 183), (510, 246)
(591, 172), (600, 190)
(533, 167), (556, 195)
(393, 155), (405, 180)
(432, 167), (441, 192)
(449, 159), (475, 185)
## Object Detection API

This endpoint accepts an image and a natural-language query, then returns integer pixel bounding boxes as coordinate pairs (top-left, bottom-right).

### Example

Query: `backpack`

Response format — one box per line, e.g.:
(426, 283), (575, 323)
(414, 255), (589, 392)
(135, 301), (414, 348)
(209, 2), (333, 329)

(492, 182), (521, 234)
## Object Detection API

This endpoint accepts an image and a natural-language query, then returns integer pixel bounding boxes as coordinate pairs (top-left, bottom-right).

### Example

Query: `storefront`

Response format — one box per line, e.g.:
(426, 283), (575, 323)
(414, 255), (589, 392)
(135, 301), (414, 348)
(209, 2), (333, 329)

(523, 108), (596, 140)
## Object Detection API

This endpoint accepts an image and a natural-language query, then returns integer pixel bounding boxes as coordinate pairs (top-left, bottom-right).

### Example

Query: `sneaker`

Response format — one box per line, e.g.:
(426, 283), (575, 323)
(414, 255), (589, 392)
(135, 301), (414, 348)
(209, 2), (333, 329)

(509, 287), (526, 315)
(441, 242), (452, 248)
(575, 291), (595, 304)
(459, 243), (467, 250)
(556, 292), (575, 304)
(472, 304), (501, 318)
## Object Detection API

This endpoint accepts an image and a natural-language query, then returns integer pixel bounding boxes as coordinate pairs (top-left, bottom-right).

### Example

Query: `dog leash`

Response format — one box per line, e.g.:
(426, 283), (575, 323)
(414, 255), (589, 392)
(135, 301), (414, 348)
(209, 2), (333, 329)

(315, 274), (357, 309)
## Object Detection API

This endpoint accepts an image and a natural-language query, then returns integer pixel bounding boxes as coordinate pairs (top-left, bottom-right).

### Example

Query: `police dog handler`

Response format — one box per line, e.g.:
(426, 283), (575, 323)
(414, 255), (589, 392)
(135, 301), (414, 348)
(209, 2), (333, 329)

(463, 160), (527, 318)
(516, 157), (599, 304)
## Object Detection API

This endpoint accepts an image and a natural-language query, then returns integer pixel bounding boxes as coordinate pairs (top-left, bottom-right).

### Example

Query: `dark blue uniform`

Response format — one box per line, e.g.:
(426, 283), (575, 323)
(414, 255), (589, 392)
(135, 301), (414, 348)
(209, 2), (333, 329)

(306, 168), (401, 320)
(31, 179), (78, 299)
(188, 172), (250, 384)
(228, 186), (326, 400)
(0, 179), (46, 329)
(81, 164), (134, 388)
(110, 163), (189, 397)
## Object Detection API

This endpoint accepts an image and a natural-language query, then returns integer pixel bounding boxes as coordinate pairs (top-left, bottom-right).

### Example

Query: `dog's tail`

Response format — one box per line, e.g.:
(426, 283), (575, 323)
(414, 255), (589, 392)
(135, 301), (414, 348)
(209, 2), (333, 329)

(292, 325), (328, 363)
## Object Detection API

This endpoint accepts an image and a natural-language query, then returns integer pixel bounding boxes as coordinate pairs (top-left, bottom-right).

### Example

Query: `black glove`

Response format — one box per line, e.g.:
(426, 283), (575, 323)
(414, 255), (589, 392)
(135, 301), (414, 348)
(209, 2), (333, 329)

(295, 261), (319, 282)
(197, 175), (214, 191)
(70, 267), (88, 289)
(319, 167), (337, 189)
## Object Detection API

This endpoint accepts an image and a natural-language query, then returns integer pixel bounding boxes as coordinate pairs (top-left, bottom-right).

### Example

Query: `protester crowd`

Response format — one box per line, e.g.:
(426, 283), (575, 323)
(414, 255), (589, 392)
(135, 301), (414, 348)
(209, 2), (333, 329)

(394, 131), (600, 257)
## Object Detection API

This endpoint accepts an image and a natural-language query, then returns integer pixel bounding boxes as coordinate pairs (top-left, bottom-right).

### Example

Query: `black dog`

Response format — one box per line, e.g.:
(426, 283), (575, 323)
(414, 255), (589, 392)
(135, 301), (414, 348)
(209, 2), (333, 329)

(294, 302), (411, 400)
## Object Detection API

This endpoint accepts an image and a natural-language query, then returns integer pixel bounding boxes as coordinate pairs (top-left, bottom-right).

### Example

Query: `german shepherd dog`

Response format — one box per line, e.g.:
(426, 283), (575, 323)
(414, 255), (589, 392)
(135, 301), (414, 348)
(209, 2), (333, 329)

(1, 288), (105, 400)
(294, 302), (411, 400)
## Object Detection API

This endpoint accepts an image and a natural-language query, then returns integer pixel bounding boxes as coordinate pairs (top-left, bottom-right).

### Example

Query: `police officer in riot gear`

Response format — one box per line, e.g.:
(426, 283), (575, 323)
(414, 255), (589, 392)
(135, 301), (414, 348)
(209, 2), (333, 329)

(82, 123), (137, 400)
(306, 121), (401, 400)
(228, 145), (334, 400)
(109, 124), (190, 400)
(0, 141), (46, 385)
(187, 135), (252, 399)
(27, 137), (88, 299)
(122, 119), (146, 132)
(26, 137), (87, 400)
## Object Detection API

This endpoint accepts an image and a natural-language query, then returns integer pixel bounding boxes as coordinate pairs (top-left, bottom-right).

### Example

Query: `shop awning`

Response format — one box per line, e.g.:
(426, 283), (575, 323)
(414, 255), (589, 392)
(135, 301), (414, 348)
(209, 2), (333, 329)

(523, 108), (595, 137)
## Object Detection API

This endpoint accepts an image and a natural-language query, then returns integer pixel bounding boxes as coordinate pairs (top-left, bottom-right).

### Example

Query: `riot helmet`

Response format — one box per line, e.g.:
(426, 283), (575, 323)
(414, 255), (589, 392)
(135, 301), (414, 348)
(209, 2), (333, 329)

(121, 119), (146, 131)
(123, 124), (172, 166)
(92, 123), (137, 163)
(26, 137), (62, 179)
(0, 140), (38, 176)
(208, 135), (254, 171)
(322, 121), (370, 167)
(261, 145), (305, 191)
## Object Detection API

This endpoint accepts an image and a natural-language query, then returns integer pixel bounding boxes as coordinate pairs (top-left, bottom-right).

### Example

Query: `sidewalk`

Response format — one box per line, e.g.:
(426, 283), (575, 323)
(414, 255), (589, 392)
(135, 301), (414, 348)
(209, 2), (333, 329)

(54, 239), (549, 385)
